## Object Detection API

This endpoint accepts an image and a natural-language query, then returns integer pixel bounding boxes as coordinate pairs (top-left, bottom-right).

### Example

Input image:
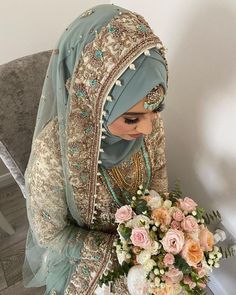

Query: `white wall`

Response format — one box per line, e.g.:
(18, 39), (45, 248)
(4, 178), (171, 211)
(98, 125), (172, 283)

(113, 0), (236, 294)
(0, 0), (109, 65)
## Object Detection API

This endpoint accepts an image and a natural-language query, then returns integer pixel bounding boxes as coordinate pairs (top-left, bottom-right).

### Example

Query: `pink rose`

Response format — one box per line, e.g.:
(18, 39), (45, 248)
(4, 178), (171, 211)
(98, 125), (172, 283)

(163, 253), (175, 266)
(197, 282), (206, 289)
(130, 228), (152, 249)
(171, 220), (181, 230)
(161, 229), (185, 254)
(172, 208), (184, 222)
(179, 197), (197, 212)
(165, 267), (183, 284)
(183, 275), (196, 289)
(115, 205), (133, 223)
(181, 216), (199, 233)
(196, 266), (207, 278)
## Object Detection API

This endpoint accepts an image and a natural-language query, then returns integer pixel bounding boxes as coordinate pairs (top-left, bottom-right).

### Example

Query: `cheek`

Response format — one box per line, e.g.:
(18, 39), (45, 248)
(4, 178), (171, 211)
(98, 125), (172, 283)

(108, 118), (134, 134)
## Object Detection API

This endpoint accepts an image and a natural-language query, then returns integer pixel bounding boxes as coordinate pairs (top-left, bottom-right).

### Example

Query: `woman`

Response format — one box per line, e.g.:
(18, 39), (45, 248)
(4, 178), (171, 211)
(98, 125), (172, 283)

(23, 4), (168, 294)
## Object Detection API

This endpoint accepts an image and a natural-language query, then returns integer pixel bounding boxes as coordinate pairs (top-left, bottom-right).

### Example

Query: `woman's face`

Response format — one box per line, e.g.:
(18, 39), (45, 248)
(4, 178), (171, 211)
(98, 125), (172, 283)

(108, 97), (160, 141)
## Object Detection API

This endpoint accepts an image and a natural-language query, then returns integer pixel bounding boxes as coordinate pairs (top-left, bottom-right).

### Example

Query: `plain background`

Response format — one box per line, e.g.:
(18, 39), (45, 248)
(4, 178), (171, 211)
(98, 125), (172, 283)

(1, 1), (236, 293)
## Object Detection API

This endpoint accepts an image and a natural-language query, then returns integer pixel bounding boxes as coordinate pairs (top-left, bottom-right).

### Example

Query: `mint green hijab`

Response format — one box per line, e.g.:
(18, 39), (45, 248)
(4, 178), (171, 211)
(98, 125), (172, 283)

(100, 47), (167, 168)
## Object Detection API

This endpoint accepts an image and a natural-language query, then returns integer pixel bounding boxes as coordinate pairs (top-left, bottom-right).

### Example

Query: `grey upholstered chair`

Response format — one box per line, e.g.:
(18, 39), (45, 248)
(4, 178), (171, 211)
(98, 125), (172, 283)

(0, 50), (52, 234)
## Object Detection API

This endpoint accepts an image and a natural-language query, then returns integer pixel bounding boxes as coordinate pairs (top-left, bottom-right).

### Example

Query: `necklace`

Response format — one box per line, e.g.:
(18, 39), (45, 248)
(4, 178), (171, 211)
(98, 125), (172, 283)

(99, 142), (152, 207)
(106, 151), (143, 194)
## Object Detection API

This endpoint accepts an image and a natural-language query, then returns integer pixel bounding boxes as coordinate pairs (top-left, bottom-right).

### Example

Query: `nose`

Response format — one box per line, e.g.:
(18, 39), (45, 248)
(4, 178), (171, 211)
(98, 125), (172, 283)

(136, 115), (153, 135)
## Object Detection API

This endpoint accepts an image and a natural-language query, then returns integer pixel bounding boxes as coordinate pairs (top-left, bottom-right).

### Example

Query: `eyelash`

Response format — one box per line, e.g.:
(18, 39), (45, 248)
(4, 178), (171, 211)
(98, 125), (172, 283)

(124, 102), (165, 125)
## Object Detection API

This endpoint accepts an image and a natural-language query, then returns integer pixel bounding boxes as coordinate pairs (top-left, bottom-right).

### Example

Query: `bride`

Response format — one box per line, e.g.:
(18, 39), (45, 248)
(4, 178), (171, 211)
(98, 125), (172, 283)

(22, 3), (169, 294)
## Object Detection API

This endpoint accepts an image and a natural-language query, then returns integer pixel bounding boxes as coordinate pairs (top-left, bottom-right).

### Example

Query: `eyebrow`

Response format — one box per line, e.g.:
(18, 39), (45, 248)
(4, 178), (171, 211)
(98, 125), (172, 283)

(123, 112), (148, 116)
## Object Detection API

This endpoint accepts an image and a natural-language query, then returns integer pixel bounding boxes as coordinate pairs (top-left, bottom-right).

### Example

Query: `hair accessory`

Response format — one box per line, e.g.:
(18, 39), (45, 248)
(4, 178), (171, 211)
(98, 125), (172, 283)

(143, 85), (165, 111)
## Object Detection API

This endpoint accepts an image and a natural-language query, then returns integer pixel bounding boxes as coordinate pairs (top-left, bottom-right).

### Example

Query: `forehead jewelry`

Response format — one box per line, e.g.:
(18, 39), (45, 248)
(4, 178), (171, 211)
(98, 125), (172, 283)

(144, 85), (165, 111)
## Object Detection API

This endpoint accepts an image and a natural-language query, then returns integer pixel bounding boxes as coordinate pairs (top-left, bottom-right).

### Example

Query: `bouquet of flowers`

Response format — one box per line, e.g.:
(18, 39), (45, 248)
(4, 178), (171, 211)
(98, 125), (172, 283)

(99, 185), (223, 295)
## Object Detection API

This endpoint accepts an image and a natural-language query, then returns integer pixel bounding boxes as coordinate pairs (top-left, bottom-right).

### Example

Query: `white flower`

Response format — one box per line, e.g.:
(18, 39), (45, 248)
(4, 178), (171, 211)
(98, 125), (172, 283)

(127, 265), (148, 295)
(163, 200), (172, 209)
(154, 277), (161, 286)
(126, 215), (151, 228)
(117, 250), (126, 265)
(136, 250), (152, 265)
(143, 259), (156, 272)
(150, 241), (160, 255)
(147, 190), (163, 209)
(214, 262), (220, 268)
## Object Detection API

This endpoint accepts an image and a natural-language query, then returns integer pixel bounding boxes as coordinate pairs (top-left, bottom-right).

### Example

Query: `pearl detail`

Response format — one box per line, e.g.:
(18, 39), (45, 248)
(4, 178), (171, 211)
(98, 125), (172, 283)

(106, 95), (113, 102)
(101, 128), (106, 132)
(99, 148), (104, 153)
(144, 49), (150, 56)
(97, 172), (101, 176)
(96, 183), (101, 186)
(101, 135), (106, 139)
(102, 110), (107, 116)
(98, 160), (102, 164)
(115, 80), (122, 86)
(129, 64), (136, 70)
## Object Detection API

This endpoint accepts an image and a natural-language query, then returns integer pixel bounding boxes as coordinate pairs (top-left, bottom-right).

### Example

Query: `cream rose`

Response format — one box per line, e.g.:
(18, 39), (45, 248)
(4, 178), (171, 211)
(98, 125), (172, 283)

(130, 228), (152, 249)
(115, 205), (133, 223)
(161, 229), (185, 254)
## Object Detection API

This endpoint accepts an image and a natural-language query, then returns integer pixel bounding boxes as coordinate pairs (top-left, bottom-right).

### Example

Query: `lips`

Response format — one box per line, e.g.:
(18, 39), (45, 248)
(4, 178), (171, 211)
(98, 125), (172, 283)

(129, 133), (143, 139)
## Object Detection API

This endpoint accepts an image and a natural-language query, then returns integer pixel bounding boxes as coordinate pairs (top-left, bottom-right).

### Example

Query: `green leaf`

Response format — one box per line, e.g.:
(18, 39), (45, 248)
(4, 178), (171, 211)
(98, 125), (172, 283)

(118, 224), (132, 240)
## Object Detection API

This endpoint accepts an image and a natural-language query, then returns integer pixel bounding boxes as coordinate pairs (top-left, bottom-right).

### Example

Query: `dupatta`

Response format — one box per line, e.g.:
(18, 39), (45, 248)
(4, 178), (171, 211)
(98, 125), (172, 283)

(23, 4), (168, 294)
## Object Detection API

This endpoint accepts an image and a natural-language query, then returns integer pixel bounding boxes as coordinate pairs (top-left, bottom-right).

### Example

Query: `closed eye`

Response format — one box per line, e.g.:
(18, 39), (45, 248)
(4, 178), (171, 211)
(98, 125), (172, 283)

(124, 118), (139, 124)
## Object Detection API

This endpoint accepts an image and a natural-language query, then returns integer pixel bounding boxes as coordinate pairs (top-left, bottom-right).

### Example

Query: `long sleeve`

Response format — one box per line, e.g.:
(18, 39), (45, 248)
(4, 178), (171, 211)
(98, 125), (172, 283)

(148, 114), (169, 193)
(24, 118), (114, 294)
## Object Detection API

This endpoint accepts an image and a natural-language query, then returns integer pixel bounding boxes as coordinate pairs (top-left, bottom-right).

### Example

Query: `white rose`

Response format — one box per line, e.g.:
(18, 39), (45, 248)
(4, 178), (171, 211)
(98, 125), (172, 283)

(127, 265), (148, 295)
(126, 215), (151, 228)
(136, 250), (152, 265)
(147, 190), (163, 209)
(150, 241), (160, 255)
(143, 259), (156, 272)
(163, 200), (172, 209)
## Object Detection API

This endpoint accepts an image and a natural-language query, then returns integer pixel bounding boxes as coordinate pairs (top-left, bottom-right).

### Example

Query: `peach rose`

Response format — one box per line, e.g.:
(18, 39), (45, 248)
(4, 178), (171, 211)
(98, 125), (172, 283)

(152, 284), (175, 295)
(161, 229), (185, 254)
(165, 267), (183, 284)
(130, 228), (152, 249)
(181, 216), (199, 233)
(179, 197), (197, 212)
(163, 253), (175, 266)
(181, 239), (204, 267)
(172, 208), (184, 222)
(199, 227), (214, 251)
(115, 205), (133, 223)
(151, 207), (171, 226)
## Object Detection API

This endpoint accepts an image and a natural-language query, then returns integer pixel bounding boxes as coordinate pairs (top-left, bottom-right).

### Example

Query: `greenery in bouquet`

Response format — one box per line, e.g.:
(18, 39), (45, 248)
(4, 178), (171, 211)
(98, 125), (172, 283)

(99, 184), (223, 295)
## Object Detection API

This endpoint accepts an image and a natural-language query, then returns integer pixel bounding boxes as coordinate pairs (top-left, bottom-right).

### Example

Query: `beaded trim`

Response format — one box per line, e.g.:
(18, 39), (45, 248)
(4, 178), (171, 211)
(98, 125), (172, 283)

(66, 10), (168, 227)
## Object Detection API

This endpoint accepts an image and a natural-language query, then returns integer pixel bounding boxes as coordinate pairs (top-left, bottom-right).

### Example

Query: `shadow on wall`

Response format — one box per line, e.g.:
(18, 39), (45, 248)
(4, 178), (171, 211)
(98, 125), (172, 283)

(165, 0), (236, 241)
(165, 1), (236, 290)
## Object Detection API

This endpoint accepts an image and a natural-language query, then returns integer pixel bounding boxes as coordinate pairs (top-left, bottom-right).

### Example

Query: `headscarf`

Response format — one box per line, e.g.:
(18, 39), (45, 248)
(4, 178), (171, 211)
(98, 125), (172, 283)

(31, 3), (168, 224)
(23, 3), (168, 289)
(100, 47), (167, 168)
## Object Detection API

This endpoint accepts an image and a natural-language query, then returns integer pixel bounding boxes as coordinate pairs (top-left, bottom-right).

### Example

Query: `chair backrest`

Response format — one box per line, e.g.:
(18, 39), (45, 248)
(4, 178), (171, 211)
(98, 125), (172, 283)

(0, 50), (52, 195)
